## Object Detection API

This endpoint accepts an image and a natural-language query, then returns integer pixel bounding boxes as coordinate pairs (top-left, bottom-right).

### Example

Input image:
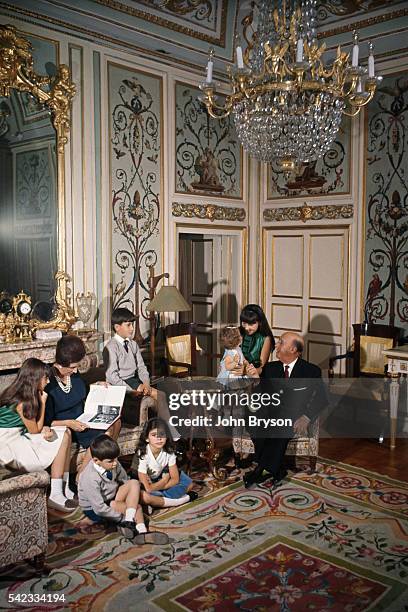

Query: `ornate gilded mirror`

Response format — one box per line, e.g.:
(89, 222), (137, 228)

(0, 24), (75, 316)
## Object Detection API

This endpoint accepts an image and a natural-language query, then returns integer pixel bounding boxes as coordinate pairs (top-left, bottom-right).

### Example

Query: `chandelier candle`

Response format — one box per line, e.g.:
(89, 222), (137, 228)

(352, 31), (359, 67)
(368, 42), (375, 77)
(236, 44), (244, 70)
(296, 38), (303, 63)
(205, 48), (214, 84)
(199, 0), (381, 170)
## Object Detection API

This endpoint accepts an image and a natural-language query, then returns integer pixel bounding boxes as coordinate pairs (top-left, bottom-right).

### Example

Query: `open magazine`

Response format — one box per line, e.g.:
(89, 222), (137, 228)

(76, 385), (126, 430)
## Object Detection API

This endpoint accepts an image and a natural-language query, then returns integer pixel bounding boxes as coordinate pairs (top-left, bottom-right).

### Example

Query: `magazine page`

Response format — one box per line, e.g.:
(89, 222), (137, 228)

(83, 385), (126, 414)
(77, 385), (126, 430)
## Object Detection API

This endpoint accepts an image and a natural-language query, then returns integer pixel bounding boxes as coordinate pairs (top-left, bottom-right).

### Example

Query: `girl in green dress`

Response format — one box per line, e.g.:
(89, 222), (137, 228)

(232, 305), (275, 467)
(240, 304), (275, 375)
(0, 358), (76, 512)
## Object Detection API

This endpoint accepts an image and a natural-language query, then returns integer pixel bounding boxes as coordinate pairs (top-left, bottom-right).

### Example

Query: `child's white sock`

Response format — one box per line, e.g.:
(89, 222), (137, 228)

(162, 495), (189, 507)
(50, 478), (67, 504)
(136, 522), (147, 533)
(125, 507), (136, 522)
(63, 471), (76, 499)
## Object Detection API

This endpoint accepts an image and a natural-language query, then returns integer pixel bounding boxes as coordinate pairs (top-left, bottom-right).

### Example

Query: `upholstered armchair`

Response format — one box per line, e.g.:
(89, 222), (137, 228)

(232, 418), (319, 473)
(0, 470), (50, 572)
(285, 418), (319, 472)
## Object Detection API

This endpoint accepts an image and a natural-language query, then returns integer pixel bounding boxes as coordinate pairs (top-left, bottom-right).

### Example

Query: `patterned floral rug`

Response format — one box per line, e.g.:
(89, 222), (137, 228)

(1, 458), (408, 611)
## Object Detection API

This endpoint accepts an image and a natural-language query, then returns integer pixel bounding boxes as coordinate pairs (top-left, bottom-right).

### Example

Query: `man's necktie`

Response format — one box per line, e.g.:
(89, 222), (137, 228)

(124, 339), (129, 353)
(105, 470), (113, 480)
(284, 365), (290, 378)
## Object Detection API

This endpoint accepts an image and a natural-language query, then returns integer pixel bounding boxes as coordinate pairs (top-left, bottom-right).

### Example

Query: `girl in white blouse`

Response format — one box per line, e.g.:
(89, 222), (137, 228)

(136, 418), (197, 508)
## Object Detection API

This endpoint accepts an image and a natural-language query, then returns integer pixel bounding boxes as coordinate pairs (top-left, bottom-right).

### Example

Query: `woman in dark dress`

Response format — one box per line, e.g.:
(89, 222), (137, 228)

(45, 335), (121, 474)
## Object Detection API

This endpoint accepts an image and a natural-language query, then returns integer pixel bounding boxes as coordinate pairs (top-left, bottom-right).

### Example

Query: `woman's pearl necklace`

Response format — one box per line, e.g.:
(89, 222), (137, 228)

(55, 374), (72, 394)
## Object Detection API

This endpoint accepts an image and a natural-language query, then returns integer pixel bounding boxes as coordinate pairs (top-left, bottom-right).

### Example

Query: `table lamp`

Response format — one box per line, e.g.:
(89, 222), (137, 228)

(146, 266), (191, 376)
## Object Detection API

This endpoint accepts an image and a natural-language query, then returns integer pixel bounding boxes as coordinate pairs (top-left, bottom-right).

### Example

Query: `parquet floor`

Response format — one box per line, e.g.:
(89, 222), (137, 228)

(319, 438), (408, 482)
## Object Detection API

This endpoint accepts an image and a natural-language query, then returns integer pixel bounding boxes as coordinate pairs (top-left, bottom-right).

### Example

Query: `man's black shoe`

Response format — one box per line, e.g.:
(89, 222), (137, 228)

(243, 467), (273, 488)
(275, 468), (288, 483)
(235, 456), (253, 469)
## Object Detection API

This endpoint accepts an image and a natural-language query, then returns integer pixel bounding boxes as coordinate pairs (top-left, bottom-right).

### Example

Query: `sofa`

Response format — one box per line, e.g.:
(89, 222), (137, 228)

(0, 469), (50, 572)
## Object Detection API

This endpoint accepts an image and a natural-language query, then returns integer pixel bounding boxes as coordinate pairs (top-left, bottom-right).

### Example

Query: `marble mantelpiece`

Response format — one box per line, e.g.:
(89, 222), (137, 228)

(0, 331), (100, 373)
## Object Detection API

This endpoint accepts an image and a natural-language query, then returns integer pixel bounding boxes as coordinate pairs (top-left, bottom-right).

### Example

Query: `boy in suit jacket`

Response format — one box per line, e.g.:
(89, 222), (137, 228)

(103, 308), (179, 440)
(244, 331), (327, 488)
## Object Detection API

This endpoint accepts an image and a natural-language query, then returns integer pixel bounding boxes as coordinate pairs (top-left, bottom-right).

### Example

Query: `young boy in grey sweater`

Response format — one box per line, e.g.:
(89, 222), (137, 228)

(78, 435), (168, 544)
(103, 308), (179, 440)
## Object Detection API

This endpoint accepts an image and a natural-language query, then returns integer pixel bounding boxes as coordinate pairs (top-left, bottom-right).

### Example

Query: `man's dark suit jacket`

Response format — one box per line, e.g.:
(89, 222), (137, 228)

(261, 358), (326, 422)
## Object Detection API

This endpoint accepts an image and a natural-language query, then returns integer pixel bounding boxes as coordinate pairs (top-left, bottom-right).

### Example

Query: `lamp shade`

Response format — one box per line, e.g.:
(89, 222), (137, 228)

(146, 285), (190, 313)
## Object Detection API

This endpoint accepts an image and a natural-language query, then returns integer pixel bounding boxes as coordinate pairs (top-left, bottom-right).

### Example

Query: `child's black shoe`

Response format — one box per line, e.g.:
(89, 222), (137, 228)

(187, 491), (198, 502)
(133, 531), (169, 545)
(117, 520), (137, 540)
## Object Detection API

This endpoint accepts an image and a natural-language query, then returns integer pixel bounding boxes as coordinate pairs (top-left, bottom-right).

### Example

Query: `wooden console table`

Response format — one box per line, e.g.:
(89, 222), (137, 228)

(383, 345), (408, 450)
(0, 331), (101, 375)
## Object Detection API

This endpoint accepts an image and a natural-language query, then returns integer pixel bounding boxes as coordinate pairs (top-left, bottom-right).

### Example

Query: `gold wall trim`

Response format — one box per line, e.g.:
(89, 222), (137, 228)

(264, 203), (353, 223)
(172, 202), (246, 222)
(318, 8), (408, 39)
(93, 0), (229, 47)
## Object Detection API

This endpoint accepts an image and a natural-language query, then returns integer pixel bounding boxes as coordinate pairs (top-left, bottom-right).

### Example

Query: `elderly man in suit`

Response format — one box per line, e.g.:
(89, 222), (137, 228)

(243, 331), (326, 488)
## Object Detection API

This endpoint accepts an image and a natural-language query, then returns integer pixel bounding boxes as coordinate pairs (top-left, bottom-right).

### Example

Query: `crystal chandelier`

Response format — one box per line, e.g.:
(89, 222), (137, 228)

(200, 0), (381, 171)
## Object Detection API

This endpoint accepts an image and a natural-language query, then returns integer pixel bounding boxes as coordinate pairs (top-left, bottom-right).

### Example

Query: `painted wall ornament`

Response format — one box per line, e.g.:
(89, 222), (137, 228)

(267, 117), (351, 199)
(364, 75), (408, 328)
(317, 1), (397, 20)
(93, 0), (228, 46)
(175, 82), (242, 198)
(109, 66), (161, 342)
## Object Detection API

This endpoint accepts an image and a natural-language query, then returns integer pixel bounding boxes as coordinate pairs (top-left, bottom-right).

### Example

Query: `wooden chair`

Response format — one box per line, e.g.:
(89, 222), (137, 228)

(329, 323), (401, 378)
(163, 322), (199, 378)
(328, 323), (402, 447)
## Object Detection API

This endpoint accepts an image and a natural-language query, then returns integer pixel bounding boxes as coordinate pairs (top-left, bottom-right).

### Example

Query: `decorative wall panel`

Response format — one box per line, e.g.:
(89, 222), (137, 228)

(317, 1), (403, 22)
(364, 74), (408, 329)
(109, 63), (162, 328)
(310, 234), (344, 301)
(175, 82), (242, 199)
(272, 235), (304, 298)
(94, 0), (230, 46)
(267, 117), (351, 200)
(136, 0), (222, 32)
(16, 147), (54, 219)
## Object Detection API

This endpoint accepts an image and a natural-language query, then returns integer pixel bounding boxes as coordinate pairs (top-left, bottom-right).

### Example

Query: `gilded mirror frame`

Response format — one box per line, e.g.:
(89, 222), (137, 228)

(0, 23), (76, 332)
(0, 23), (75, 274)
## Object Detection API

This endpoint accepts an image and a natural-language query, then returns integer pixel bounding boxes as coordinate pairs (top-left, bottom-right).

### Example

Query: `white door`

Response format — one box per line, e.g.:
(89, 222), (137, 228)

(264, 227), (349, 374)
